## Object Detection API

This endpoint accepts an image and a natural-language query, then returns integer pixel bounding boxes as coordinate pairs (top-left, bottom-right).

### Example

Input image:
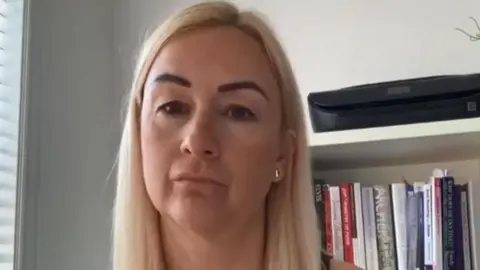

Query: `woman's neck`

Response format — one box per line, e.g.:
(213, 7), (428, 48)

(161, 209), (266, 270)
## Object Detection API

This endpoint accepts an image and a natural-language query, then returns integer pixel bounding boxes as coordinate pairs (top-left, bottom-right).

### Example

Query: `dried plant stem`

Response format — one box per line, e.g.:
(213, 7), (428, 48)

(455, 16), (480, 41)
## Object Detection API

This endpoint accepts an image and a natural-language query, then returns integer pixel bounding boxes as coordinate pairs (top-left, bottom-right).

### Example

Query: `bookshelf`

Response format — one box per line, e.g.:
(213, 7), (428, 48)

(309, 117), (480, 171)
(309, 117), (480, 270)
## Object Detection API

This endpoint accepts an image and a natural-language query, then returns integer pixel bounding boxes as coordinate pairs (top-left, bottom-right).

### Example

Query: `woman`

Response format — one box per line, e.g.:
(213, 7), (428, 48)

(113, 2), (360, 270)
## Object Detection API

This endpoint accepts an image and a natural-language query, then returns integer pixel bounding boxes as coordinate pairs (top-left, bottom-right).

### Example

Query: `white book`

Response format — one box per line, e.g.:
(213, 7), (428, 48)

(329, 186), (344, 260)
(391, 183), (407, 270)
(423, 181), (433, 265)
(353, 183), (366, 269)
(362, 187), (379, 270)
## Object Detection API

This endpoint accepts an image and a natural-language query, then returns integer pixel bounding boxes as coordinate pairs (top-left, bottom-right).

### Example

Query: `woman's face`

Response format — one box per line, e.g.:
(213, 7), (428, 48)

(140, 26), (291, 233)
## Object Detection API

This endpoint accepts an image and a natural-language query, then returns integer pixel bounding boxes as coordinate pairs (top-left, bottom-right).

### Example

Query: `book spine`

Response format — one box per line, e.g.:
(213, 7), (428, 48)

(349, 184), (358, 265)
(340, 183), (354, 263)
(353, 183), (366, 269)
(466, 182), (479, 268)
(313, 178), (325, 249)
(433, 177), (443, 270)
(460, 185), (472, 270)
(442, 176), (455, 270)
(424, 182), (433, 268)
(391, 183), (407, 270)
(406, 183), (418, 270)
(452, 185), (464, 270)
(322, 184), (334, 254)
(330, 186), (344, 260)
(362, 186), (379, 270)
(373, 185), (397, 270)
(414, 182), (424, 270)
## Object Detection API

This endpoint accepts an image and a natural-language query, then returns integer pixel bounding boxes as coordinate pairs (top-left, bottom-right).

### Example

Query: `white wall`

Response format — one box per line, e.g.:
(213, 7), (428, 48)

(19, 0), (480, 269)
(113, 0), (191, 99)
(114, 0), (480, 139)
(22, 0), (116, 270)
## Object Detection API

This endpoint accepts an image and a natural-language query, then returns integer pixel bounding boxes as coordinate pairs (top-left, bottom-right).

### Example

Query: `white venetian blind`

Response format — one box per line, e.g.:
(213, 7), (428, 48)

(0, 0), (24, 269)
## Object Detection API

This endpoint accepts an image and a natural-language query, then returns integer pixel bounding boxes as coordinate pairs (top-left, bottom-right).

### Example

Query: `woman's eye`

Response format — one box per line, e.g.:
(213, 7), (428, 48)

(225, 105), (257, 121)
(156, 101), (189, 116)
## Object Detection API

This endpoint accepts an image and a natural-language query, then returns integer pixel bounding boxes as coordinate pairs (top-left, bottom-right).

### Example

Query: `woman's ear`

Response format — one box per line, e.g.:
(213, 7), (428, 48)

(275, 129), (296, 183)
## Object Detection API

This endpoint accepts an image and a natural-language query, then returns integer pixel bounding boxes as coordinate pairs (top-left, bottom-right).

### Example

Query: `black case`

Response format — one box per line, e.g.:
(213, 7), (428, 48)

(308, 73), (480, 133)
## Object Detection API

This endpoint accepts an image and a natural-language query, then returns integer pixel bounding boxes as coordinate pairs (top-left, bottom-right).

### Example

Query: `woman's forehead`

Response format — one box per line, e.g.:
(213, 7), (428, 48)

(147, 26), (279, 91)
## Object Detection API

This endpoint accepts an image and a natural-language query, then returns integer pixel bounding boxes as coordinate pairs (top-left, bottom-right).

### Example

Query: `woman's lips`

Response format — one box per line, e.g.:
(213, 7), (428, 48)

(172, 174), (226, 187)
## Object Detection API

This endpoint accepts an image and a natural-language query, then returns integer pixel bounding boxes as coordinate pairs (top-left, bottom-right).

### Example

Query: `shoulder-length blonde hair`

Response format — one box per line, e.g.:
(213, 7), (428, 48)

(113, 2), (320, 270)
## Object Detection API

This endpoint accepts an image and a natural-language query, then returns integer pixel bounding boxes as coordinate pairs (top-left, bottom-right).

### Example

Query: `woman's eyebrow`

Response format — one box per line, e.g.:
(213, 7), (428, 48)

(152, 74), (269, 101)
(218, 81), (269, 101)
(153, 73), (191, 87)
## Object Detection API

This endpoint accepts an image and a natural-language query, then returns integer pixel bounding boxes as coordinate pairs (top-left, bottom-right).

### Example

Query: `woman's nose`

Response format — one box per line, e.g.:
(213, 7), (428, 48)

(180, 116), (219, 159)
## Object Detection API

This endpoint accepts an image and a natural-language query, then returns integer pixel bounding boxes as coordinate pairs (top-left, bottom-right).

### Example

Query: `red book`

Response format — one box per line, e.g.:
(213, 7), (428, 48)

(340, 183), (354, 263)
(323, 185), (333, 254)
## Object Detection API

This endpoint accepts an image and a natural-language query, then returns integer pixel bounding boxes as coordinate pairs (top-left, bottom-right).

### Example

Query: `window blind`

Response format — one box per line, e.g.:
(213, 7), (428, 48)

(0, 0), (24, 269)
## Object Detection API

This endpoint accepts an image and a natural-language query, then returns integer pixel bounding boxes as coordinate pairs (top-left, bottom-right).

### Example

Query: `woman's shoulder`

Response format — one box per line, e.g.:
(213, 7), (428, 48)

(321, 253), (363, 270)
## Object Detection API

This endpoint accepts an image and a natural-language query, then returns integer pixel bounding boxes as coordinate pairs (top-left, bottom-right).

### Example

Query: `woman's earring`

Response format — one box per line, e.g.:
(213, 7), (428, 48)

(275, 168), (281, 182)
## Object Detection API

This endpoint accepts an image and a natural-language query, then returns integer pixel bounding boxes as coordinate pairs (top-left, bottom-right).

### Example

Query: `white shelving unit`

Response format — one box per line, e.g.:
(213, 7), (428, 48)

(303, 74), (480, 270)
(310, 117), (480, 186)
(309, 117), (480, 268)
(309, 117), (480, 171)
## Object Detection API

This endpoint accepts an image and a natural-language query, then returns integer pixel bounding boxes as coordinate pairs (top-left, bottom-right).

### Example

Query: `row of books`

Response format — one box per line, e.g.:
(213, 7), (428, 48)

(313, 169), (476, 270)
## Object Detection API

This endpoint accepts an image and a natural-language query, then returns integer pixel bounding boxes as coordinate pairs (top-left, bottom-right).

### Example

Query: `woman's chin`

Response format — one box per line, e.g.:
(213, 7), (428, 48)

(165, 193), (229, 234)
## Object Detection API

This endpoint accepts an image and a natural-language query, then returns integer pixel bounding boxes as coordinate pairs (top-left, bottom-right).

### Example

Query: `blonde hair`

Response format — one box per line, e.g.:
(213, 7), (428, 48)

(113, 2), (321, 270)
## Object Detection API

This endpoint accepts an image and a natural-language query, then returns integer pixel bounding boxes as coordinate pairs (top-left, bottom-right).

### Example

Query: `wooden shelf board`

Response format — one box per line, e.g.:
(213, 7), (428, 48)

(309, 118), (480, 170)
